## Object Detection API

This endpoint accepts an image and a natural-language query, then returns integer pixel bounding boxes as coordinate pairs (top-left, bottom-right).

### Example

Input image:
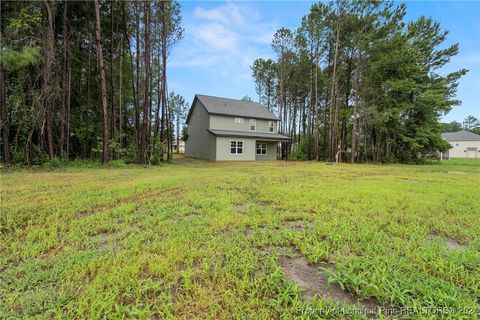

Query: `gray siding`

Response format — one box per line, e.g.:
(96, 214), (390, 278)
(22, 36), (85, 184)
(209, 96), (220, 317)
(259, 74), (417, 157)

(255, 141), (278, 160)
(215, 137), (256, 161)
(185, 101), (216, 160)
(210, 115), (277, 133)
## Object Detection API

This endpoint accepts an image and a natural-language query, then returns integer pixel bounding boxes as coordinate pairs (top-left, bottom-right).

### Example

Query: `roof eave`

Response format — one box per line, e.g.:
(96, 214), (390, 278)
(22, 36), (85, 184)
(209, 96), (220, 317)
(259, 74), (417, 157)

(208, 112), (280, 121)
(208, 129), (290, 141)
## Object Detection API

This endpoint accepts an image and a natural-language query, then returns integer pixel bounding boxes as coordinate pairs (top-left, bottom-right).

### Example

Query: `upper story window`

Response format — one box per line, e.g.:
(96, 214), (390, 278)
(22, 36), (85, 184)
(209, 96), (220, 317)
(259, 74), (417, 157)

(268, 121), (275, 133)
(234, 117), (244, 123)
(250, 119), (256, 131)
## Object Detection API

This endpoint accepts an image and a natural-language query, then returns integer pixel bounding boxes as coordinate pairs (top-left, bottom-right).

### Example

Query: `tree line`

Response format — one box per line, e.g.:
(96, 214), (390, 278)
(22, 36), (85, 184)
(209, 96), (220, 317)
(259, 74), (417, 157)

(440, 115), (480, 135)
(252, 0), (468, 163)
(1, 0), (189, 166)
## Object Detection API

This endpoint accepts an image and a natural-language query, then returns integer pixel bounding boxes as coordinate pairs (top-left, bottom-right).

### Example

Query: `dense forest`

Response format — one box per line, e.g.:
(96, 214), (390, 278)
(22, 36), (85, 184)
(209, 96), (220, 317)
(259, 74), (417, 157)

(251, 1), (470, 162)
(0, 0), (473, 165)
(1, 0), (188, 165)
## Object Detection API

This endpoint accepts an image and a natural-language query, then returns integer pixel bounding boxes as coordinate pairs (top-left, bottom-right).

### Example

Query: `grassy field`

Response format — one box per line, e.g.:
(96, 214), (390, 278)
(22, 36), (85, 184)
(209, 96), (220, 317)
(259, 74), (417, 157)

(1, 158), (480, 319)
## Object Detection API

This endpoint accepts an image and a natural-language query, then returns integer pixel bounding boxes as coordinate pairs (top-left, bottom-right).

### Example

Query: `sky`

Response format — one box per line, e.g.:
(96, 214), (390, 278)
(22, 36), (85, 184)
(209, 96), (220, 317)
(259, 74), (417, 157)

(169, 1), (480, 123)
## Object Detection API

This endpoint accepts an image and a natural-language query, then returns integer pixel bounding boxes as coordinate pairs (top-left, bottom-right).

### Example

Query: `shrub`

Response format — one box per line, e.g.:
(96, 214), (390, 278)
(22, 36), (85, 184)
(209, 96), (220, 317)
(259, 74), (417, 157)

(150, 137), (164, 165)
(41, 157), (66, 170)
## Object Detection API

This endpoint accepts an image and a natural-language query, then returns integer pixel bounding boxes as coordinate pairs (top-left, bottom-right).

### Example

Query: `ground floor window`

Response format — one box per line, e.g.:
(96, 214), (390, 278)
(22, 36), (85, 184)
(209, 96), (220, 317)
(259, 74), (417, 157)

(256, 143), (267, 155)
(230, 141), (243, 155)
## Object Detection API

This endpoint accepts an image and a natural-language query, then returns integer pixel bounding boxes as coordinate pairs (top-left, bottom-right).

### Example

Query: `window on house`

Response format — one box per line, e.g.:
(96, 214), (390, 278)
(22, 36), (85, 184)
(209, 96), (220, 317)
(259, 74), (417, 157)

(256, 143), (267, 155)
(234, 117), (244, 123)
(230, 141), (243, 155)
(250, 119), (256, 131)
(268, 121), (274, 133)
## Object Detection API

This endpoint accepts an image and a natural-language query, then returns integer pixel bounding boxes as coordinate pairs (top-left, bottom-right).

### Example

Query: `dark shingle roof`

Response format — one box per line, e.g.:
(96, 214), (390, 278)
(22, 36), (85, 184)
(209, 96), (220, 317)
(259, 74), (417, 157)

(187, 94), (279, 122)
(441, 130), (480, 141)
(208, 129), (290, 141)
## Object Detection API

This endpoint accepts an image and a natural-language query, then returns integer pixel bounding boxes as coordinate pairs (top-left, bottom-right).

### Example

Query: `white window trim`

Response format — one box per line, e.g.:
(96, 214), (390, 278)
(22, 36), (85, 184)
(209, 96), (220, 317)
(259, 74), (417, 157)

(235, 117), (244, 123)
(268, 121), (275, 133)
(256, 143), (267, 155)
(250, 119), (256, 131)
(230, 140), (244, 156)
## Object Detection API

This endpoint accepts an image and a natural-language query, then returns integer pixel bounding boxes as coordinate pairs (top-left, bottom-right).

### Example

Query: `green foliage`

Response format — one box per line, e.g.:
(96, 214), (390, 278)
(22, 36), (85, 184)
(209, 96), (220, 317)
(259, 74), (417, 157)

(108, 140), (127, 159)
(107, 160), (127, 168)
(289, 138), (310, 160)
(0, 46), (42, 71)
(462, 115), (480, 133)
(440, 121), (462, 132)
(5, 5), (42, 34)
(251, 1), (467, 163)
(150, 137), (164, 165)
(0, 0), (185, 166)
(41, 157), (67, 170)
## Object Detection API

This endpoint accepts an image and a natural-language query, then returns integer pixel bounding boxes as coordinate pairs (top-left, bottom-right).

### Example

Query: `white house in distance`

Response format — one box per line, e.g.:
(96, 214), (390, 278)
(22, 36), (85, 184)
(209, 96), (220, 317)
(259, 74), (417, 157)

(185, 94), (290, 161)
(441, 130), (480, 159)
(172, 140), (185, 153)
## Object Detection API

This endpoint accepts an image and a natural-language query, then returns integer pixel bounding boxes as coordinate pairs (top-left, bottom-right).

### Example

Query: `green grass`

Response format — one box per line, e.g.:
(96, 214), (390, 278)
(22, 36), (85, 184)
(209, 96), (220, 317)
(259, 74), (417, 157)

(1, 158), (479, 319)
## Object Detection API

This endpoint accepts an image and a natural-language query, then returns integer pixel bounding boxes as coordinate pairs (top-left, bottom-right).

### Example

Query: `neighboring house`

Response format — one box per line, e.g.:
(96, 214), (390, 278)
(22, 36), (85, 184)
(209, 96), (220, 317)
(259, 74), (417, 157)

(441, 130), (480, 159)
(173, 140), (185, 153)
(185, 94), (289, 161)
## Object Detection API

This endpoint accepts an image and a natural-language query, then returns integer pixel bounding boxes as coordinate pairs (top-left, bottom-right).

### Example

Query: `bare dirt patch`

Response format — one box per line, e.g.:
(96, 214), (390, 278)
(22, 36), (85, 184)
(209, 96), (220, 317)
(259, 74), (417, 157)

(427, 233), (467, 250)
(447, 170), (467, 175)
(233, 202), (247, 213)
(278, 255), (378, 313)
(255, 199), (273, 206)
(245, 228), (254, 237)
(89, 231), (120, 251)
(284, 219), (307, 231)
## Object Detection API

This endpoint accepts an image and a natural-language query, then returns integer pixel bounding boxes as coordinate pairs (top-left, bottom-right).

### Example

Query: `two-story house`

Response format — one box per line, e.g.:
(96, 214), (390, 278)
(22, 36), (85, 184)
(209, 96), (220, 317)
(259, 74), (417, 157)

(185, 94), (290, 161)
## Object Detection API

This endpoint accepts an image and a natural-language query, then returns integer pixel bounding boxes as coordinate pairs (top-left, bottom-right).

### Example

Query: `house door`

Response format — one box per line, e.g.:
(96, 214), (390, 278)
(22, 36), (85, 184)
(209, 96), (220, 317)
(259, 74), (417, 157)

(466, 147), (478, 158)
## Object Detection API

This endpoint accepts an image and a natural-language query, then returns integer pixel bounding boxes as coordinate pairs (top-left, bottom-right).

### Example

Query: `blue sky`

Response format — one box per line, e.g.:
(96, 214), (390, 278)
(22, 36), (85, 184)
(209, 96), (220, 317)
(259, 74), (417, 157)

(169, 1), (480, 123)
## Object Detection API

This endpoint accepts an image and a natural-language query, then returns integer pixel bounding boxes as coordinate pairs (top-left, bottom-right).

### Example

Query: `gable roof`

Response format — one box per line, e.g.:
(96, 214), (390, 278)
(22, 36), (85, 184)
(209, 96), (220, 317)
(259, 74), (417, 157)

(186, 94), (279, 123)
(441, 130), (480, 141)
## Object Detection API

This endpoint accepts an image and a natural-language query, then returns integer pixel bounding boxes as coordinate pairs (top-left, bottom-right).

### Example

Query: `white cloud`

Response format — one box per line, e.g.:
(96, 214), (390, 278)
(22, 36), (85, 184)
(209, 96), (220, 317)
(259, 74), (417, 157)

(171, 2), (277, 70)
(169, 2), (279, 100)
(191, 22), (239, 52)
(193, 3), (244, 26)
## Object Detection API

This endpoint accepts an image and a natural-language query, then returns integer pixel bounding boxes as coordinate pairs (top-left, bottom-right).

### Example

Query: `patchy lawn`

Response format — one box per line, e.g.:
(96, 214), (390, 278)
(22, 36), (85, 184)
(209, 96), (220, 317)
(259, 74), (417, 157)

(1, 158), (479, 319)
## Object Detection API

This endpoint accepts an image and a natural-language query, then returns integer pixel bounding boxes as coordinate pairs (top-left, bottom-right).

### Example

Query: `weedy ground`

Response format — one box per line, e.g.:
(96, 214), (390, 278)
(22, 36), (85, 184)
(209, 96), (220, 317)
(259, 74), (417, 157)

(1, 158), (479, 319)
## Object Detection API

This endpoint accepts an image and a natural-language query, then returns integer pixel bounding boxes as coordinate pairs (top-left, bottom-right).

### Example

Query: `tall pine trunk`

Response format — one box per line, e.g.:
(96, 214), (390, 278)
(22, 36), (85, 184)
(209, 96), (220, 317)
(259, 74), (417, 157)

(351, 55), (361, 163)
(110, 0), (116, 158)
(118, 34), (123, 148)
(43, 0), (55, 159)
(160, 0), (168, 162)
(176, 114), (180, 154)
(0, 64), (10, 164)
(61, 1), (71, 159)
(139, 0), (150, 164)
(135, 3), (141, 162)
(328, 16), (341, 162)
(121, 2), (138, 149)
(94, 0), (109, 164)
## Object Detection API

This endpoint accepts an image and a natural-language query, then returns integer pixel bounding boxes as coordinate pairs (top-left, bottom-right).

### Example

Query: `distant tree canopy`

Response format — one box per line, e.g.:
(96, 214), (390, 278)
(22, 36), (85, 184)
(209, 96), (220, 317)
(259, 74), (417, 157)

(462, 115), (480, 134)
(251, 1), (467, 163)
(1, 0), (184, 165)
(440, 116), (480, 135)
